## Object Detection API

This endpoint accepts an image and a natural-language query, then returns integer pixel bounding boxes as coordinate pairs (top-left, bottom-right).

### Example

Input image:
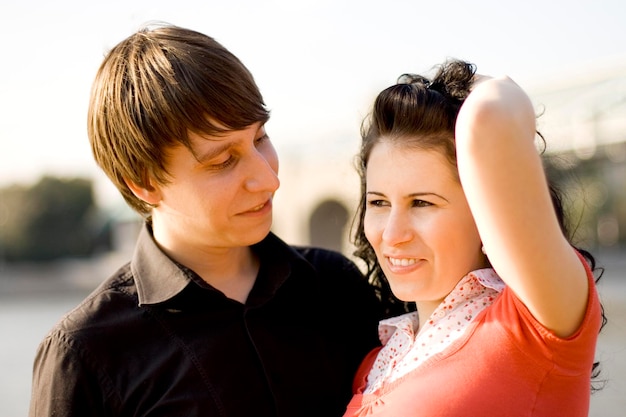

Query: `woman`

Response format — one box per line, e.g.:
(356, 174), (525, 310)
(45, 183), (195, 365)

(344, 60), (604, 416)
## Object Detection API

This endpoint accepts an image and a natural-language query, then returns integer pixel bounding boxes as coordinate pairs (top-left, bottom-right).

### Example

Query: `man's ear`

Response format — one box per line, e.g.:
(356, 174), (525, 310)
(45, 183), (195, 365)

(124, 177), (162, 205)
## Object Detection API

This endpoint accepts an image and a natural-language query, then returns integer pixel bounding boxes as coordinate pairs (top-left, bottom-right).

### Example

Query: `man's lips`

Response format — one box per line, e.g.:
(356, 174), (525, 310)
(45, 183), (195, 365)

(239, 198), (272, 215)
(249, 202), (266, 212)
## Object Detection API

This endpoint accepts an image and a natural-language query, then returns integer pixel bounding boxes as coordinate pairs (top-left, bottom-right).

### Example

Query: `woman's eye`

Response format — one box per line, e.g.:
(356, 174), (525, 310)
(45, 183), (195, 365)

(367, 199), (388, 207)
(412, 199), (432, 207)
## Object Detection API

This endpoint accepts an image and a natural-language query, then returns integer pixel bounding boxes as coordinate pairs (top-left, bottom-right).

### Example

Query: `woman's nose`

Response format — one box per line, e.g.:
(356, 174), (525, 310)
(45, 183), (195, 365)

(381, 209), (414, 246)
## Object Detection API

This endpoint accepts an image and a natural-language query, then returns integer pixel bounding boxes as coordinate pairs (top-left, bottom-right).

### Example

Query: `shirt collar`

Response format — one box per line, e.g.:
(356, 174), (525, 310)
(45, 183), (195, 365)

(377, 268), (505, 344)
(130, 222), (309, 306)
(469, 268), (506, 292)
(131, 222), (191, 306)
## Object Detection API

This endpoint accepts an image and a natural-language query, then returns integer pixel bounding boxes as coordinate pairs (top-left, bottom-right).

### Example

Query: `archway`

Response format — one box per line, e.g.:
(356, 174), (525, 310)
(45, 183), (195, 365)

(309, 200), (349, 253)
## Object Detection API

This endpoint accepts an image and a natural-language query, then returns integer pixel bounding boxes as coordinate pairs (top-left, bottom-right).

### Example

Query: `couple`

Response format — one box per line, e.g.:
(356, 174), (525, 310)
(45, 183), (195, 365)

(29, 24), (603, 417)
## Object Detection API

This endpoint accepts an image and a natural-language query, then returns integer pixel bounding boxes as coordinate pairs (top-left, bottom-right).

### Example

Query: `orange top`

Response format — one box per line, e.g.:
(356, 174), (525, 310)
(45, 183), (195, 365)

(344, 255), (602, 417)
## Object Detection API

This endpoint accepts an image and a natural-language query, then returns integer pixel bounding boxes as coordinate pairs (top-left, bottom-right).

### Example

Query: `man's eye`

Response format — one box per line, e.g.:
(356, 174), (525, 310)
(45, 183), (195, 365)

(208, 156), (235, 170)
(255, 134), (269, 145)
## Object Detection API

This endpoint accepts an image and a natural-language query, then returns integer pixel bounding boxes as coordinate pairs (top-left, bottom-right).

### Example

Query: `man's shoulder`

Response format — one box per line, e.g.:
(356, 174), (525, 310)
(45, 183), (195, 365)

(52, 262), (140, 337)
(293, 246), (356, 270)
(260, 233), (351, 268)
(289, 245), (383, 330)
(262, 232), (362, 276)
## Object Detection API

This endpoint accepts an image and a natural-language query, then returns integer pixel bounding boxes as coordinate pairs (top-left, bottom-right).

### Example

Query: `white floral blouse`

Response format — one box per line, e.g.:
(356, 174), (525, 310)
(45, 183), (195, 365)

(364, 269), (506, 394)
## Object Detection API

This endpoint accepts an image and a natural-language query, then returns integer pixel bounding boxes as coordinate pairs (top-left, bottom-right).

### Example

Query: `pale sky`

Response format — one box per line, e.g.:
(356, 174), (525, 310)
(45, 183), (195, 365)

(1, 0), (625, 205)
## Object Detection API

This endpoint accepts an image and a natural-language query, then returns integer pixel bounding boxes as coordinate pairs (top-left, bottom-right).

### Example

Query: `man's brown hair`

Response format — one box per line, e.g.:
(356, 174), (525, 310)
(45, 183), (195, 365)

(87, 23), (270, 214)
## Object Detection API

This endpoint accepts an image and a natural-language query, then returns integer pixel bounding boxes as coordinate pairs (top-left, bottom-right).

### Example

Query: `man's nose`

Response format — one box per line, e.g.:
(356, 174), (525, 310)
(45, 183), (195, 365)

(244, 149), (280, 193)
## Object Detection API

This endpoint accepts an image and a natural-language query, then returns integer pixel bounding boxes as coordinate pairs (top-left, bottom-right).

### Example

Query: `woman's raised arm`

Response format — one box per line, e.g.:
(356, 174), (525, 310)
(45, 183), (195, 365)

(455, 76), (589, 337)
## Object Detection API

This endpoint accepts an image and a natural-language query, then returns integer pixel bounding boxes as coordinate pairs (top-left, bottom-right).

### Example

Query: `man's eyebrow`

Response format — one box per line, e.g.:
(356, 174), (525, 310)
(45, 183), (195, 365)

(193, 141), (232, 163)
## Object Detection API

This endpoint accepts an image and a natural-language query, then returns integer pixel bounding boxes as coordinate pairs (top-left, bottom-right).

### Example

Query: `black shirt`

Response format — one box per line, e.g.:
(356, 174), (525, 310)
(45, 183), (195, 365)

(29, 224), (382, 417)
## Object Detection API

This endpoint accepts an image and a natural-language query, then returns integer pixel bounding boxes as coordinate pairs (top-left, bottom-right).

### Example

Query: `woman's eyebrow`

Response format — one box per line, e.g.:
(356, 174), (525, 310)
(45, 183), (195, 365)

(366, 191), (386, 197)
(366, 191), (449, 202)
(408, 192), (448, 202)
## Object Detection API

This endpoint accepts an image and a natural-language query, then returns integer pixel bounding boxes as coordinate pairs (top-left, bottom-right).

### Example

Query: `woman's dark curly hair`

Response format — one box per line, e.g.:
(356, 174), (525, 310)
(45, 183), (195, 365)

(351, 59), (606, 388)
(352, 59), (475, 316)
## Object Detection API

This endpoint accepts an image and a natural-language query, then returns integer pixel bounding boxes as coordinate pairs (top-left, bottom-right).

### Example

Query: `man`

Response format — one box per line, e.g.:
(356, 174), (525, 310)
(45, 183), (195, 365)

(29, 24), (381, 417)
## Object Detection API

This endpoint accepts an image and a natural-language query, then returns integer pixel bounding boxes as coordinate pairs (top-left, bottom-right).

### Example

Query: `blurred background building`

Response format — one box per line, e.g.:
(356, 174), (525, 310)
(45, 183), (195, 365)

(2, 68), (623, 265)
(269, 69), (626, 258)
